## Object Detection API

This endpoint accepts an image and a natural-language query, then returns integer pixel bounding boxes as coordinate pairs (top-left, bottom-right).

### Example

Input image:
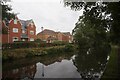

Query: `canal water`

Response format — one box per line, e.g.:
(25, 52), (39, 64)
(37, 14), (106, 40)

(2, 45), (111, 79)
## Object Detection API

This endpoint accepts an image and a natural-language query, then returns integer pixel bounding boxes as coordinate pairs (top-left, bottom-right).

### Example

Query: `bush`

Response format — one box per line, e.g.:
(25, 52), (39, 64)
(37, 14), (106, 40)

(46, 48), (57, 54)
(2, 41), (72, 50)
(46, 44), (74, 54)
(2, 42), (38, 49)
(2, 54), (9, 61)
(64, 44), (74, 52)
(2, 52), (14, 62)
(53, 41), (68, 45)
(26, 51), (34, 58)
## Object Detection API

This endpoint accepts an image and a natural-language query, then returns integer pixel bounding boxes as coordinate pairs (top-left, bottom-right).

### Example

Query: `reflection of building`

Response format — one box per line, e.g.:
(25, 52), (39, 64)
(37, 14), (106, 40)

(2, 64), (37, 79)
(2, 16), (36, 43)
(37, 29), (73, 43)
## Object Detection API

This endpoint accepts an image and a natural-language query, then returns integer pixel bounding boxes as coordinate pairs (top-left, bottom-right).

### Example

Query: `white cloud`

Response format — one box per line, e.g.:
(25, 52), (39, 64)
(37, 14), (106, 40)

(11, 0), (83, 34)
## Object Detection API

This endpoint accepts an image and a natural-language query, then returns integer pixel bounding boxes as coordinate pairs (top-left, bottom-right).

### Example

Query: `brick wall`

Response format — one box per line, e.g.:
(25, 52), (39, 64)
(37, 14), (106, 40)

(8, 19), (22, 43)
(27, 23), (36, 41)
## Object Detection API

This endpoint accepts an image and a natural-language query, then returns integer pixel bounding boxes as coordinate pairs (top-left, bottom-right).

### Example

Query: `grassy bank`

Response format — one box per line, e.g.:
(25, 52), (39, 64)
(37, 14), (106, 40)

(101, 46), (118, 79)
(2, 44), (75, 61)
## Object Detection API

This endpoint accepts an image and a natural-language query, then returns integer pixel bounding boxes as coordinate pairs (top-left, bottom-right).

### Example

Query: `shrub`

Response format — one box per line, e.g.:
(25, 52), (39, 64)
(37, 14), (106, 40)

(2, 42), (39, 49)
(26, 51), (34, 58)
(46, 48), (57, 54)
(64, 44), (74, 52)
(53, 41), (68, 45)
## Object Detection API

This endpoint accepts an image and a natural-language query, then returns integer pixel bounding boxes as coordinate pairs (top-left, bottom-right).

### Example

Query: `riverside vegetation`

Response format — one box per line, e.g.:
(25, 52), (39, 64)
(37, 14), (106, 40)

(2, 43), (75, 62)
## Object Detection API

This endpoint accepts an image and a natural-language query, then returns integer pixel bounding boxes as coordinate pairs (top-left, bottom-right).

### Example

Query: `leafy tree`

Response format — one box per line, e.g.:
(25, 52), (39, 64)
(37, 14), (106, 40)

(1, 0), (15, 34)
(64, 0), (120, 45)
(0, 0), (15, 21)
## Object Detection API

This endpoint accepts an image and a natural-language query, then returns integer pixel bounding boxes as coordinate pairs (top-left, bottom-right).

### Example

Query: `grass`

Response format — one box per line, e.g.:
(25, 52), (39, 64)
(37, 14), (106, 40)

(101, 46), (119, 79)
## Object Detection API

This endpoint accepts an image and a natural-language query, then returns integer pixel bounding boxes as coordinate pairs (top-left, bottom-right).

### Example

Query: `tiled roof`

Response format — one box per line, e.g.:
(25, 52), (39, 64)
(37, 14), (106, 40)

(38, 29), (55, 35)
(20, 19), (33, 30)
(62, 32), (71, 35)
(37, 29), (72, 36)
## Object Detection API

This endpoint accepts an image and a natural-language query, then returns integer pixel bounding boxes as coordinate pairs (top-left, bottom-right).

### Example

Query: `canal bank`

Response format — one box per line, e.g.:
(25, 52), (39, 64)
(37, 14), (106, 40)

(2, 44), (75, 61)
(101, 46), (119, 79)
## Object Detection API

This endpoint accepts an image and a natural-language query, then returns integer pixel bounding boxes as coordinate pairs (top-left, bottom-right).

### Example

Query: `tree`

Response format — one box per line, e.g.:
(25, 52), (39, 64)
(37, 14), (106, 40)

(1, 0), (15, 35)
(0, 0), (15, 21)
(64, 0), (120, 45)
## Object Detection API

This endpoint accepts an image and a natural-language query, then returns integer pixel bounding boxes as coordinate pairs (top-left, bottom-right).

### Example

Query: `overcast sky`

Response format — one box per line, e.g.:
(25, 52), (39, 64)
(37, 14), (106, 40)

(11, 0), (83, 34)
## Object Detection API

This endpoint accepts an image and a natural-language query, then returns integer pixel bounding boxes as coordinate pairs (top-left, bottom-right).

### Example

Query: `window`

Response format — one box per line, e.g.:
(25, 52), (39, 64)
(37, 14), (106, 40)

(31, 23), (34, 28)
(13, 37), (18, 42)
(14, 19), (17, 24)
(30, 38), (34, 41)
(22, 30), (25, 33)
(30, 30), (34, 35)
(13, 28), (18, 33)
(22, 39), (25, 41)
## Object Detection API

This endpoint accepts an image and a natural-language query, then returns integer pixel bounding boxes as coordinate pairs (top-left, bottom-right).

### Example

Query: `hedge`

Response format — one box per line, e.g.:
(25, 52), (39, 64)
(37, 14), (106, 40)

(2, 42), (67, 49)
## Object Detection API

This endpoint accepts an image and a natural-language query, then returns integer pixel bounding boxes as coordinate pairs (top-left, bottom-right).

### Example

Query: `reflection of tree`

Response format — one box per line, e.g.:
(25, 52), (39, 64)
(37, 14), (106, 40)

(2, 64), (37, 80)
(3, 52), (74, 79)
(40, 53), (74, 66)
(73, 44), (111, 79)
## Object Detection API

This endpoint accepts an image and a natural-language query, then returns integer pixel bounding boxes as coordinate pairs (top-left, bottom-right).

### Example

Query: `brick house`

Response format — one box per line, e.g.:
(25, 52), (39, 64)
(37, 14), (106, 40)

(37, 29), (73, 43)
(2, 17), (36, 43)
(20, 19), (36, 42)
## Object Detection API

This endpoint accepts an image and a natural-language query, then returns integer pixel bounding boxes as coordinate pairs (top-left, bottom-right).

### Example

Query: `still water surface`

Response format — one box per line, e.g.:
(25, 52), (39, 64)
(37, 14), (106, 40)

(3, 45), (111, 79)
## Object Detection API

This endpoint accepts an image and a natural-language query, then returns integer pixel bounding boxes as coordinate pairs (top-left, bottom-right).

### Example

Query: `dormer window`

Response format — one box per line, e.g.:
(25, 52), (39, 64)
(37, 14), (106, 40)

(31, 23), (34, 28)
(14, 19), (17, 24)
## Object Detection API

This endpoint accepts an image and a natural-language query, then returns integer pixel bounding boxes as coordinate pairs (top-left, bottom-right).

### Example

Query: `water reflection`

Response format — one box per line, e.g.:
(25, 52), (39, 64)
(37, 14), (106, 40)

(3, 53), (81, 79)
(34, 60), (81, 78)
(73, 44), (111, 79)
(3, 64), (36, 79)
(2, 44), (111, 79)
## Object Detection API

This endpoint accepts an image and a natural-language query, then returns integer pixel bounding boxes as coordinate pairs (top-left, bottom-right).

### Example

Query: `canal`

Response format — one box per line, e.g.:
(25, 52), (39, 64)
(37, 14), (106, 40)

(2, 44), (111, 79)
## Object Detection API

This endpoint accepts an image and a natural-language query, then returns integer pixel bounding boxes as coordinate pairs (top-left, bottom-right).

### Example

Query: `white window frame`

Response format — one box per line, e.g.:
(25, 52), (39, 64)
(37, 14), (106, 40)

(31, 23), (34, 28)
(22, 39), (25, 41)
(13, 28), (18, 33)
(30, 30), (34, 35)
(22, 30), (25, 33)
(13, 37), (19, 42)
(14, 19), (17, 24)
(30, 38), (34, 41)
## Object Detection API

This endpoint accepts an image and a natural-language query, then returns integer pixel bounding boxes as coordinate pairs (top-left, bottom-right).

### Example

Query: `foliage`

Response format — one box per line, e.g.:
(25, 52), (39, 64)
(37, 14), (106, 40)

(34, 39), (45, 43)
(2, 41), (70, 49)
(64, 44), (74, 52)
(53, 41), (68, 45)
(0, 0), (15, 21)
(64, 0), (120, 45)
(2, 45), (74, 61)
(2, 27), (8, 34)
(26, 52), (34, 58)
(73, 43), (111, 78)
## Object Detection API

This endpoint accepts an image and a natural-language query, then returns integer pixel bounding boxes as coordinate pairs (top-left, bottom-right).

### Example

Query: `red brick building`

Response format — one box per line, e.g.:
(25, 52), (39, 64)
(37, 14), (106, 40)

(37, 29), (73, 43)
(2, 17), (36, 43)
